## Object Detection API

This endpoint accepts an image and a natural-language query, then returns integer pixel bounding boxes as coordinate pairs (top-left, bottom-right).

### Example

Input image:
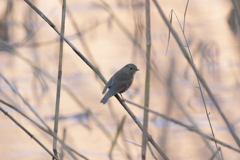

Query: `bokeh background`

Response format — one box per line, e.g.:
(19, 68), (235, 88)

(0, 0), (240, 159)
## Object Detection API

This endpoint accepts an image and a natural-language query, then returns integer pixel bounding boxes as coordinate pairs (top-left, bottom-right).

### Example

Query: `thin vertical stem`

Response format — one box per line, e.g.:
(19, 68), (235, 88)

(53, 0), (66, 158)
(169, 9), (220, 159)
(0, 99), (88, 160)
(0, 106), (59, 160)
(183, 0), (189, 33)
(142, 0), (151, 159)
(60, 128), (67, 160)
(209, 147), (221, 160)
(109, 116), (126, 158)
(124, 98), (240, 153)
(152, 0), (240, 147)
(116, 95), (169, 160)
(23, 0), (104, 83)
(23, 1), (167, 158)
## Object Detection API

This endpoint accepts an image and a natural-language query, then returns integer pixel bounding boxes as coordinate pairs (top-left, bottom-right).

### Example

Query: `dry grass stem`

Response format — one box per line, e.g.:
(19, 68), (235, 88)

(142, 0), (151, 159)
(0, 106), (58, 160)
(0, 99), (88, 160)
(23, 1), (168, 159)
(152, 0), (240, 147)
(168, 8), (220, 158)
(1, 0), (237, 159)
(124, 98), (240, 153)
(52, 0), (66, 158)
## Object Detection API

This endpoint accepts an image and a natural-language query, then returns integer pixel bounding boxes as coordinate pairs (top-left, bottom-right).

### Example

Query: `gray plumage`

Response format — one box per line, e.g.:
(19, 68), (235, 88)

(100, 64), (139, 104)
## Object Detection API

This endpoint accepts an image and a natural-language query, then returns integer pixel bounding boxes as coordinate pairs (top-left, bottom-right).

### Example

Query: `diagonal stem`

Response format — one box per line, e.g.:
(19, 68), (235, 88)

(152, 0), (240, 148)
(0, 106), (59, 160)
(23, 0), (168, 159)
(124, 98), (240, 153)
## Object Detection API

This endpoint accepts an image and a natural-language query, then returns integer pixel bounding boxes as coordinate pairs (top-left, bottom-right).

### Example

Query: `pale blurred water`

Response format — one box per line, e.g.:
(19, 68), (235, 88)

(0, 0), (240, 159)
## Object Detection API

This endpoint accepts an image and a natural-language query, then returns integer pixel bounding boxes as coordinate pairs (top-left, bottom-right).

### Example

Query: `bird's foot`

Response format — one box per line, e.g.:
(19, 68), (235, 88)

(120, 94), (125, 103)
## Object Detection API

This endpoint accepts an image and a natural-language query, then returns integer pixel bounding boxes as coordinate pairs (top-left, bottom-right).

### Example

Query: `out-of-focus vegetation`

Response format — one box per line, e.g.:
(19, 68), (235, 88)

(0, 0), (240, 159)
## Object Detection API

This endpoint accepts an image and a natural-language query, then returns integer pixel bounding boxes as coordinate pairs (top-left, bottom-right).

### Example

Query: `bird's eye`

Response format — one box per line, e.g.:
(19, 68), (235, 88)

(130, 67), (132, 70)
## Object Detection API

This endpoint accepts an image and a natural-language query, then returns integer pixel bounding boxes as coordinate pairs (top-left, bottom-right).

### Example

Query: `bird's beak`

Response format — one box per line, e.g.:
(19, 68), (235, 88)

(136, 69), (140, 71)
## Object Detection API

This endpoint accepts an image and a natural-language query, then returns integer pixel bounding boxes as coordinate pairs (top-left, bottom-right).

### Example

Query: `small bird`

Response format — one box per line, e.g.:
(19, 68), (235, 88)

(100, 63), (139, 104)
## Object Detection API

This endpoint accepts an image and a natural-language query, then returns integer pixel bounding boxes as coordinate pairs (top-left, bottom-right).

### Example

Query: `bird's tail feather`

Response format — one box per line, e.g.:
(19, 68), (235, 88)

(100, 92), (111, 104)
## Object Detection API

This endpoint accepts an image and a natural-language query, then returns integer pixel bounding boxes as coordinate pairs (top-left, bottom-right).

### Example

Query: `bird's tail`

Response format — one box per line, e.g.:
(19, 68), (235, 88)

(100, 92), (111, 104)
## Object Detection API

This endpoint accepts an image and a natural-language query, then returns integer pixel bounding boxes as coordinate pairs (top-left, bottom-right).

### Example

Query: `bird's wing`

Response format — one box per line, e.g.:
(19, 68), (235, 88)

(102, 76), (115, 94)
(108, 79), (132, 96)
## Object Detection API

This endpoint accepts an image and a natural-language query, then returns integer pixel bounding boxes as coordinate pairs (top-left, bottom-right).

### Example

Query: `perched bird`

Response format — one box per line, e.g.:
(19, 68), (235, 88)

(100, 63), (139, 104)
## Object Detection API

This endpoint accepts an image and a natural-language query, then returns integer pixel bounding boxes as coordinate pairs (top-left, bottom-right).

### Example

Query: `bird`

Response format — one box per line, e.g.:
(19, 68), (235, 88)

(100, 63), (139, 104)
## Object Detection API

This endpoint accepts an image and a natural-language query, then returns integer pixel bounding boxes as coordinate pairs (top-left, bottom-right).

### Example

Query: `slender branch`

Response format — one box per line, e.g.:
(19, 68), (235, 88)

(109, 116), (126, 158)
(99, 0), (145, 54)
(124, 98), (240, 153)
(87, 1), (216, 155)
(0, 99), (88, 160)
(151, 61), (216, 154)
(23, 0), (168, 158)
(23, 0), (106, 84)
(65, 3), (98, 69)
(64, 4), (132, 158)
(142, 0), (151, 159)
(60, 128), (69, 160)
(0, 71), (87, 160)
(0, 106), (58, 160)
(95, 5), (219, 154)
(209, 147), (221, 160)
(116, 95), (169, 160)
(0, 37), (128, 159)
(53, 0), (66, 158)
(183, 0), (189, 33)
(0, 72), (52, 133)
(152, 0), (240, 147)
(147, 142), (157, 160)
(169, 9), (220, 159)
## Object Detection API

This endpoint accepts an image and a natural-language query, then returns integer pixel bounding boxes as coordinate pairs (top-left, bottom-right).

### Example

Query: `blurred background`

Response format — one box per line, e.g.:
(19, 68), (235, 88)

(0, 0), (240, 159)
